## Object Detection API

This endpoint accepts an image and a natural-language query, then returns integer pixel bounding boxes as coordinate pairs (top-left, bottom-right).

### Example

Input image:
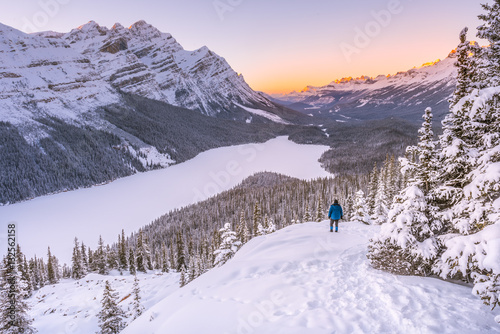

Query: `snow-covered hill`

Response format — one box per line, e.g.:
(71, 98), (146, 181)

(30, 271), (180, 334)
(271, 53), (458, 123)
(30, 221), (499, 334)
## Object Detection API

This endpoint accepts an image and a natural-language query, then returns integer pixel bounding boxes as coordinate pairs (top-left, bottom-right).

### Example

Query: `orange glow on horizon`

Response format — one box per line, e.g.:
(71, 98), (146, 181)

(256, 48), (461, 95)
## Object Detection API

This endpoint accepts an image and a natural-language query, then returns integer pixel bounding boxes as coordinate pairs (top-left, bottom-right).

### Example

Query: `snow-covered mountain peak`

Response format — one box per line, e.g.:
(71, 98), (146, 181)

(0, 20), (276, 127)
(128, 19), (163, 39)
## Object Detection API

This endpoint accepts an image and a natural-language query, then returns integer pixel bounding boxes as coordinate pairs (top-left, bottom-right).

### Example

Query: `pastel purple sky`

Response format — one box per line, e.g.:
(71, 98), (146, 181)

(0, 0), (489, 93)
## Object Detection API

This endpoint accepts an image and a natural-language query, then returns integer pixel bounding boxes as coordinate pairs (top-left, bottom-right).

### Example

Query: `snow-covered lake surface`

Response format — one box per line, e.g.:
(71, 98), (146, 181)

(0, 137), (330, 263)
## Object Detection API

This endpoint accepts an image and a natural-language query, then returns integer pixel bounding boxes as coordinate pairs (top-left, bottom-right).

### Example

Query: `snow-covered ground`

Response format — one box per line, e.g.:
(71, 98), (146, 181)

(120, 221), (500, 334)
(31, 221), (499, 334)
(30, 271), (179, 334)
(0, 137), (330, 264)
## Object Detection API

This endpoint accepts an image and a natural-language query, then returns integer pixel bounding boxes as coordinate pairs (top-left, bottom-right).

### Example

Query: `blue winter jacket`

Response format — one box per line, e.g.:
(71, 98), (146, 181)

(328, 204), (343, 220)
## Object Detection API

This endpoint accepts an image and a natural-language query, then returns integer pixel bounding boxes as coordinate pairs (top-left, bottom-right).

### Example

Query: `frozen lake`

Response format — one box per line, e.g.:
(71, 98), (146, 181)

(0, 137), (331, 264)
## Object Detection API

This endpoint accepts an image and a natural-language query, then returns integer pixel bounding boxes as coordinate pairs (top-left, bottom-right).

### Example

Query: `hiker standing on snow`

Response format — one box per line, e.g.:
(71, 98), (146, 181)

(328, 199), (343, 232)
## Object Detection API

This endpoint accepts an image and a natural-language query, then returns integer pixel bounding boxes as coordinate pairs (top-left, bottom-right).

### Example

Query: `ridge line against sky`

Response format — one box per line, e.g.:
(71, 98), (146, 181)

(0, 0), (489, 94)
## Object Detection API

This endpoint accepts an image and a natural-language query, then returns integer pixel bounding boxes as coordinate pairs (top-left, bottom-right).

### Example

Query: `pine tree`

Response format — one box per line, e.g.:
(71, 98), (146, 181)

(88, 247), (95, 272)
(256, 222), (266, 236)
(369, 108), (442, 276)
(135, 230), (146, 273)
(372, 165), (389, 225)
(451, 27), (475, 107)
(213, 223), (241, 267)
(434, 5), (500, 309)
(161, 245), (170, 273)
(237, 210), (251, 244)
(81, 242), (88, 272)
(0, 257), (37, 334)
(252, 203), (262, 236)
(315, 195), (324, 222)
(21, 256), (33, 298)
(71, 237), (85, 279)
(176, 231), (186, 272)
(119, 230), (128, 272)
(46, 247), (57, 285)
(95, 236), (108, 275)
(179, 267), (187, 288)
(351, 190), (371, 225)
(106, 246), (119, 272)
(303, 204), (312, 222)
(367, 162), (378, 215)
(97, 280), (126, 334)
(266, 218), (276, 234)
(128, 249), (136, 276)
(15, 246), (33, 298)
(131, 276), (144, 320)
(477, 0), (500, 86)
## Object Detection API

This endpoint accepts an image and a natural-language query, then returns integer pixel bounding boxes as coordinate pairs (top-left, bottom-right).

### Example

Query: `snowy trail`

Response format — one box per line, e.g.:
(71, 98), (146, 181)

(122, 222), (500, 334)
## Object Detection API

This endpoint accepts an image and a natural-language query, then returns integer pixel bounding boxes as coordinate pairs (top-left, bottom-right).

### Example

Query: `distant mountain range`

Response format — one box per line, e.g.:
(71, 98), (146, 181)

(269, 52), (458, 124)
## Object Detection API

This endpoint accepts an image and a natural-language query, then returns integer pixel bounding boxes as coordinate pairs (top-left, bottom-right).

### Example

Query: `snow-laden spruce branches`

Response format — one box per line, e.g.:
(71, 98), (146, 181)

(0, 255), (37, 334)
(368, 108), (443, 276)
(97, 280), (126, 334)
(369, 3), (500, 312)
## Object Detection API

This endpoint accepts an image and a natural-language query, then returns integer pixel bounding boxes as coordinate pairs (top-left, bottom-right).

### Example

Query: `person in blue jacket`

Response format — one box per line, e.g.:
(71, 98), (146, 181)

(328, 199), (343, 232)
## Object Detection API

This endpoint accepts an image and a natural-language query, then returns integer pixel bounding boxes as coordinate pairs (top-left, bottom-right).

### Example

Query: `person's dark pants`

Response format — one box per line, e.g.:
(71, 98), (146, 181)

(330, 219), (339, 232)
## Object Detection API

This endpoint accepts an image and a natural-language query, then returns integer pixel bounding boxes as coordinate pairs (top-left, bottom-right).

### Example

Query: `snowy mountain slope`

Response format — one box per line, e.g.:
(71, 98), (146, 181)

(0, 19), (274, 127)
(272, 54), (458, 124)
(122, 221), (500, 334)
(0, 22), (119, 130)
(29, 271), (180, 334)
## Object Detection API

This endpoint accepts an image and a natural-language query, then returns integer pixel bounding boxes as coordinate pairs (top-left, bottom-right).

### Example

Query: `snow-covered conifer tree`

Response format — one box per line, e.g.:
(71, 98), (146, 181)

(97, 280), (126, 334)
(176, 231), (186, 272)
(179, 267), (187, 288)
(252, 203), (262, 236)
(119, 230), (128, 272)
(0, 256), (37, 334)
(131, 275), (144, 320)
(95, 236), (108, 275)
(367, 162), (378, 215)
(351, 190), (371, 225)
(46, 247), (57, 284)
(315, 195), (324, 222)
(128, 249), (136, 276)
(303, 204), (312, 222)
(71, 237), (85, 279)
(434, 5), (500, 308)
(213, 223), (241, 267)
(371, 167), (389, 225)
(369, 108), (442, 276)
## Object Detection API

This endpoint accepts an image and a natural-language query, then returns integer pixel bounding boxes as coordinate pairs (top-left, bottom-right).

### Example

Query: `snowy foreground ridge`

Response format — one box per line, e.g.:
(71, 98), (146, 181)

(115, 222), (499, 334)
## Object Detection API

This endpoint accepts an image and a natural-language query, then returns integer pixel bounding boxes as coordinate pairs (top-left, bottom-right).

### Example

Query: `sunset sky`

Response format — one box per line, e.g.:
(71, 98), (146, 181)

(0, 0), (488, 94)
